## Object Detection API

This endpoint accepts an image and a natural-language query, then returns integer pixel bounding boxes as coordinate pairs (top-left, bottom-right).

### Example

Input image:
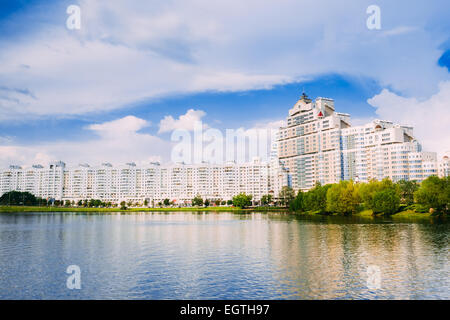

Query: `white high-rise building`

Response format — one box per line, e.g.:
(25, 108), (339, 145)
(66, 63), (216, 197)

(278, 93), (444, 191)
(0, 158), (289, 204)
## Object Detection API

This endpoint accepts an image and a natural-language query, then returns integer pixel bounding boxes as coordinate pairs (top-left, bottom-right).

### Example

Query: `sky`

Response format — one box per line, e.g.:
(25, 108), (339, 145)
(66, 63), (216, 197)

(0, 0), (449, 167)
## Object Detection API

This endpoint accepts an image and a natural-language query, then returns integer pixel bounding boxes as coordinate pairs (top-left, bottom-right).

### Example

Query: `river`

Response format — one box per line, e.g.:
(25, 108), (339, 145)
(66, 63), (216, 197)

(0, 212), (448, 299)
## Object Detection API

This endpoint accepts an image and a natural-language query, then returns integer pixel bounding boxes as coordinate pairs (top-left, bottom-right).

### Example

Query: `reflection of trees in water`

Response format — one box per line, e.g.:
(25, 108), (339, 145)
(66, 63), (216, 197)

(266, 215), (450, 299)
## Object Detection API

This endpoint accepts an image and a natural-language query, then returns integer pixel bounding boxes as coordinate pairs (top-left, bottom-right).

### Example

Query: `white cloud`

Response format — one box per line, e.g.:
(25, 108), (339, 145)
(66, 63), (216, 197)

(367, 81), (450, 156)
(0, 116), (169, 168)
(381, 26), (417, 37)
(158, 109), (207, 133)
(88, 116), (149, 137)
(0, 0), (449, 120)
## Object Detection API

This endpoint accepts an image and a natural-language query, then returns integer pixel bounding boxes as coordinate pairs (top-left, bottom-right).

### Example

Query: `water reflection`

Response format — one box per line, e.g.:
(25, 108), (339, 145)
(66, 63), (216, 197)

(0, 212), (448, 299)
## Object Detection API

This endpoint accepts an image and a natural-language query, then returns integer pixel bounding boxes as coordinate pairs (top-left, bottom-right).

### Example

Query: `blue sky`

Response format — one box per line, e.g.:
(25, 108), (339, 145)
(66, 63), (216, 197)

(0, 0), (449, 166)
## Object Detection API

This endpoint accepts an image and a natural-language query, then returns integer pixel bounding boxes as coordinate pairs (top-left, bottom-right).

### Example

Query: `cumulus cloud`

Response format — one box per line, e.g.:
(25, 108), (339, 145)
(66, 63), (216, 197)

(0, 0), (449, 120)
(367, 81), (450, 156)
(158, 109), (207, 133)
(0, 116), (169, 168)
(89, 116), (149, 137)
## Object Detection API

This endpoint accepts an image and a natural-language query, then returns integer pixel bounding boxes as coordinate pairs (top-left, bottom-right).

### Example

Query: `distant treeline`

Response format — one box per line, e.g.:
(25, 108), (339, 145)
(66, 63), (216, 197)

(285, 176), (449, 215)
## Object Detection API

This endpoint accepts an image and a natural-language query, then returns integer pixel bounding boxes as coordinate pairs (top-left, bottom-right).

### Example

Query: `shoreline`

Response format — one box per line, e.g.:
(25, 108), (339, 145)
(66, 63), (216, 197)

(0, 205), (288, 213)
(0, 206), (444, 220)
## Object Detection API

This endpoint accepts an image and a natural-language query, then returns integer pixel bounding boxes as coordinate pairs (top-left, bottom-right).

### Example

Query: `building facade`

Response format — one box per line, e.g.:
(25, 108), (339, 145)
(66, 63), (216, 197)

(278, 93), (446, 191)
(0, 158), (288, 204)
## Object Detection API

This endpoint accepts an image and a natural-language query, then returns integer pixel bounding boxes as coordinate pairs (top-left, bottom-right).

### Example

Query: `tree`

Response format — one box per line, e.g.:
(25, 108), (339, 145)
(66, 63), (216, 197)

(372, 188), (400, 215)
(415, 176), (449, 214)
(221, 200), (226, 205)
(65, 200), (71, 207)
(290, 190), (305, 212)
(192, 195), (204, 207)
(359, 178), (399, 210)
(0, 191), (38, 206)
(326, 180), (360, 215)
(204, 199), (210, 207)
(120, 201), (127, 210)
(278, 186), (295, 207)
(304, 182), (331, 213)
(144, 199), (149, 207)
(261, 194), (273, 206)
(163, 198), (170, 206)
(214, 199), (221, 206)
(396, 180), (418, 205)
(232, 193), (253, 209)
(227, 200), (233, 206)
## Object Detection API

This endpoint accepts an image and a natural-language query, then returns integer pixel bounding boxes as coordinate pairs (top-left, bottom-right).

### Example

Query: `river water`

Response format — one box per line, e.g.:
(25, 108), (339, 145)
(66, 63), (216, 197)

(0, 212), (448, 299)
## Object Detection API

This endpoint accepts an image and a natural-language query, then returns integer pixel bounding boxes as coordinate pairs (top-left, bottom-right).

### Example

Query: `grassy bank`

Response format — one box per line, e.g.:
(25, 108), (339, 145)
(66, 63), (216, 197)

(0, 205), (288, 213)
(292, 208), (437, 220)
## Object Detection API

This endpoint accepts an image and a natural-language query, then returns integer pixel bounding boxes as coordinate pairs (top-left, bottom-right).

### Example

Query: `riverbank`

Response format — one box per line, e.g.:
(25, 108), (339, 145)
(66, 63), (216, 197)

(0, 206), (443, 220)
(292, 208), (440, 220)
(0, 205), (289, 213)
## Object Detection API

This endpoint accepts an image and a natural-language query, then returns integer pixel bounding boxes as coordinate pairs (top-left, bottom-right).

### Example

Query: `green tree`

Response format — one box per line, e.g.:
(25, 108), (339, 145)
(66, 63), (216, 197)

(192, 195), (204, 207)
(290, 190), (305, 212)
(396, 180), (418, 205)
(261, 194), (273, 206)
(144, 199), (149, 207)
(120, 201), (127, 210)
(372, 188), (400, 215)
(414, 176), (449, 214)
(77, 200), (83, 207)
(163, 198), (171, 206)
(278, 186), (295, 207)
(359, 178), (399, 210)
(227, 200), (233, 206)
(326, 180), (360, 215)
(0, 191), (38, 206)
(204, 199), (210, 207)
(232, 193), (253, 209)
(65, 200), (71, 207)
(304, 182), (331, 213)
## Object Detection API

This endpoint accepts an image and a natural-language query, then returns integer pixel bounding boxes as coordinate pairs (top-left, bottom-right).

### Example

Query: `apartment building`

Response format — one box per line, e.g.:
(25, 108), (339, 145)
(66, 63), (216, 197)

(439, 155), (450, 178)
(0, 158), (288, 204)
(278, 93), (445, 191)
